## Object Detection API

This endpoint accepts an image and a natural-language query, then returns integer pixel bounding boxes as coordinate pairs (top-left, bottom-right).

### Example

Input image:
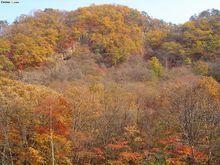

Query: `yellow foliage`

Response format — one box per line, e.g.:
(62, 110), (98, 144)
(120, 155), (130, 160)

(0, 77), (61, 109)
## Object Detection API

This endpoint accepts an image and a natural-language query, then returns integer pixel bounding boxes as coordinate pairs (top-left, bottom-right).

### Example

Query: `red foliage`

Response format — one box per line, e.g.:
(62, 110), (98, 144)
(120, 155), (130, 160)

(34, 97), (71, 137)
(120, 152), (144, 160)
(158, 136), (180, 145)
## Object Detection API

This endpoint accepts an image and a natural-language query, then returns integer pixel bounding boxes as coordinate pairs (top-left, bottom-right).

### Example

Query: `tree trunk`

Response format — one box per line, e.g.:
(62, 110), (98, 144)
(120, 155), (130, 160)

(49, 106), (55, 165)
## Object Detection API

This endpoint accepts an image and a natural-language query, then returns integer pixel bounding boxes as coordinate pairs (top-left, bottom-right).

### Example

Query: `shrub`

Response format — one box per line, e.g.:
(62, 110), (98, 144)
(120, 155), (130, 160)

(149, 57), (164, 78)
(193, 60), (209, 76)
(0, 55), (14, 71)
(209, 59), (220, 82)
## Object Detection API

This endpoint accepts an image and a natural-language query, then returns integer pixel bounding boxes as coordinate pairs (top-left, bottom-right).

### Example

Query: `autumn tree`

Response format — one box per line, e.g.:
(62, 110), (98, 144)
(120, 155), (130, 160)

(65, 4), (145, 65)
(0, 78), (72, 164)
(161, 77), (220, 164)
(149, 57), (164, 78)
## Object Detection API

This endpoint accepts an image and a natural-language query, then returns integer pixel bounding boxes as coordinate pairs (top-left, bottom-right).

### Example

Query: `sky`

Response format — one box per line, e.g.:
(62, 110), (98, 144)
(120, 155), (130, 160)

(0, 0), (219, 24)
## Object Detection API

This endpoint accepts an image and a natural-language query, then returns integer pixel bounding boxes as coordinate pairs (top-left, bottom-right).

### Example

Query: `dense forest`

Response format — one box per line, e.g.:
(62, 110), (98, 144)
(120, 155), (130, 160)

(0, 4), (220, 164)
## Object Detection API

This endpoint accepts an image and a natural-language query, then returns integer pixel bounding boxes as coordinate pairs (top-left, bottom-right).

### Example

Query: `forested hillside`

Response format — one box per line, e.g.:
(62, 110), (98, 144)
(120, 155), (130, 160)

(0, 4), (220, 164)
